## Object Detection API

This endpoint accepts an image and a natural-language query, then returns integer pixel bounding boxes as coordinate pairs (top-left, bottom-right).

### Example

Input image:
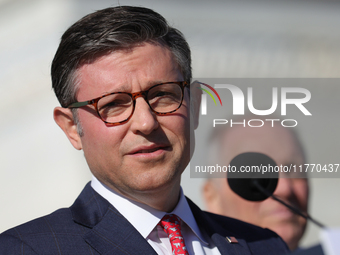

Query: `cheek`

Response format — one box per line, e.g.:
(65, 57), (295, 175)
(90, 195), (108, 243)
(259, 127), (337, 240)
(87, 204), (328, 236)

(293, 180), (309, 209)
(162, 116), (190, 165)
(158, 113), (191, 171)
(79, 110), (126, 157)
(221, 185), (262, 218)
(162, 105), (190, 142)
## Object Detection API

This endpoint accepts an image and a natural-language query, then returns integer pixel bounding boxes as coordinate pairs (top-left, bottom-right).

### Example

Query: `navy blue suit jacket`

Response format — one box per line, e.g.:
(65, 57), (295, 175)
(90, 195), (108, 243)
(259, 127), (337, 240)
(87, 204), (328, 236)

(0, 183), (289, 254)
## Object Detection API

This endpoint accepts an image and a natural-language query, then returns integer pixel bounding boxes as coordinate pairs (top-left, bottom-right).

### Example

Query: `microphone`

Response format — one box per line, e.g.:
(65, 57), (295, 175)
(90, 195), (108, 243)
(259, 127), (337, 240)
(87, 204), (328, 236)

(227, 152), (325, 229)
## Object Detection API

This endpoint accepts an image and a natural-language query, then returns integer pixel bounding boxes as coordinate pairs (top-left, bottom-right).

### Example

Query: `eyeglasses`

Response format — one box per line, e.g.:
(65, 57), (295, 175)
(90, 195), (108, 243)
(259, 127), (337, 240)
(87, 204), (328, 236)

(67, 81), (189, 126)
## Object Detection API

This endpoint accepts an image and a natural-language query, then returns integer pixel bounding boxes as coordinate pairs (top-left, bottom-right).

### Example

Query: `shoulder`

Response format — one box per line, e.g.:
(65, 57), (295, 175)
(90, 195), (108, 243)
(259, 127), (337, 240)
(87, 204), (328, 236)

(204, 211), (289, 254)
(187, 197), (289, 254)
(0, 183), (112, 254)
(2, 207), (74, 235)
(204, 210), (282, 239)
(0, 208), (84, 254)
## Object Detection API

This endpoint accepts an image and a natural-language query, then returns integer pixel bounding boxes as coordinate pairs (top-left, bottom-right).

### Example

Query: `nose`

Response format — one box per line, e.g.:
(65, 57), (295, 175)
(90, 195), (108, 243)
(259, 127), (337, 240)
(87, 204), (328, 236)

(129, 96), (159, 135)
(273, 177), (294, 201)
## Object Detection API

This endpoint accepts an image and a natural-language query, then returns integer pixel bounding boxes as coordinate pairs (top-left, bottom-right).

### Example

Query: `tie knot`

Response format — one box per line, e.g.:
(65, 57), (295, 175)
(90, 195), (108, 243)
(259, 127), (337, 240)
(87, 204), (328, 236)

(158, 214), (188, 255)
(159, 214), (181, 229)
(158, 214), (183, 240)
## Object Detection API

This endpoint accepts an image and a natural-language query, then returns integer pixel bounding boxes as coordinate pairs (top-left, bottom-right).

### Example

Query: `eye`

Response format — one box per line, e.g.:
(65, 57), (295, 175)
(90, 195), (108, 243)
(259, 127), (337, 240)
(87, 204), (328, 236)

(149, 84), (181, 100)
(152, 90), (176, 98)
(98, 94), (132, 115)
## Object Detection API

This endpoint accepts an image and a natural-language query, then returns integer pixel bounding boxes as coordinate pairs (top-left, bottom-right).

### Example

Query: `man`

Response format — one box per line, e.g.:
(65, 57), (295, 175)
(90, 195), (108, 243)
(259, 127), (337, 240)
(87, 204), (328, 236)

(203, 120), (309, 251)
(0, 6), (289, 254)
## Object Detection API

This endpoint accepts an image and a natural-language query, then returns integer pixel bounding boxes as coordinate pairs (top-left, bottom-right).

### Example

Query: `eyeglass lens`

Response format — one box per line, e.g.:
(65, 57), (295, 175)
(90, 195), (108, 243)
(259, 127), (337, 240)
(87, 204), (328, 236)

(97, 83), (183, 124)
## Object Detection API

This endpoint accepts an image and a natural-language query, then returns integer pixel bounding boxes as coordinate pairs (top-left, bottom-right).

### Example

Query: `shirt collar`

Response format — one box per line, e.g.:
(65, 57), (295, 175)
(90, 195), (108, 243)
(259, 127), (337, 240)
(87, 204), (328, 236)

(171, 188), (209, 245)
(91, 175), (208, 245)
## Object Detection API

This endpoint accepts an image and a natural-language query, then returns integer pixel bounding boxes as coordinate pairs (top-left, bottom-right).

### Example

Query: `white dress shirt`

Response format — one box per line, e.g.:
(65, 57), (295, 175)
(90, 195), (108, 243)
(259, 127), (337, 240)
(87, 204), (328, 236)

(91, 176), (220, 255)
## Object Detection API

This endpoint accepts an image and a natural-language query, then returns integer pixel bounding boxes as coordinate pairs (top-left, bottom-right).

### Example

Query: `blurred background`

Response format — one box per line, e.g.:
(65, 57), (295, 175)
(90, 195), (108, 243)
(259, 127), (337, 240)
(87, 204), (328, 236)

(1, 0), (340, 249)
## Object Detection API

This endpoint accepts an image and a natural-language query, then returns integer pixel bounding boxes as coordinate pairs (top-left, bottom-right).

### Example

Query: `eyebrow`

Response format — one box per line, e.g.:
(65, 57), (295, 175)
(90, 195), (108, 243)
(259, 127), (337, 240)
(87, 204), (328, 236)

(102, 80), (169, 95)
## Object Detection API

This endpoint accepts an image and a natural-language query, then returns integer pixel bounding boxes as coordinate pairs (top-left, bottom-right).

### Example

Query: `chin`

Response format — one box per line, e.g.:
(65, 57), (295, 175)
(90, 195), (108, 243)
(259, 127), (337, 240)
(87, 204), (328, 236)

(270, 223), (305, 250)
(134, 169), (180, 190)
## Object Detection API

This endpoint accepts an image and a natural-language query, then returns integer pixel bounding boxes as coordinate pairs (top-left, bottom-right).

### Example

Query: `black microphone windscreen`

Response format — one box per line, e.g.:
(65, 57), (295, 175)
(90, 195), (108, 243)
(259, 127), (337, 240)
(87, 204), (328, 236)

(227, 152), (279, 202)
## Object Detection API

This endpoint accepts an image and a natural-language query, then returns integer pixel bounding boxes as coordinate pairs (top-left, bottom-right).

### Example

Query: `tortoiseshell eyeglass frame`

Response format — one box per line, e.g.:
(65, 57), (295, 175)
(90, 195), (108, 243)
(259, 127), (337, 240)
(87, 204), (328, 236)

(66, 81), (189, 126)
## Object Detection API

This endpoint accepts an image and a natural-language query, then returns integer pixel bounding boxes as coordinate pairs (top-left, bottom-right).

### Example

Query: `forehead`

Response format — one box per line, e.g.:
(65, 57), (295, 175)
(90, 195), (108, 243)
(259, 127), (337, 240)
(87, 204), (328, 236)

(75, 43), (182, 98)
(220, 124), (304, 164)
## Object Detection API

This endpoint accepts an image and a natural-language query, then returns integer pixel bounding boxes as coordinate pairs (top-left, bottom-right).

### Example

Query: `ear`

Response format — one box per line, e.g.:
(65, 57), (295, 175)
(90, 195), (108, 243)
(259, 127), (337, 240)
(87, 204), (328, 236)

(190, 80), (202, 130)
(53, 107), (82, 150)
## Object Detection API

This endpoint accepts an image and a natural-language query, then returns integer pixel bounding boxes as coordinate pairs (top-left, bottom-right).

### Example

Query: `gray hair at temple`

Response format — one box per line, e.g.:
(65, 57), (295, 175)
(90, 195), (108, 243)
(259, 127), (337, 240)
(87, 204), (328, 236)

(51, 6), (192, 109)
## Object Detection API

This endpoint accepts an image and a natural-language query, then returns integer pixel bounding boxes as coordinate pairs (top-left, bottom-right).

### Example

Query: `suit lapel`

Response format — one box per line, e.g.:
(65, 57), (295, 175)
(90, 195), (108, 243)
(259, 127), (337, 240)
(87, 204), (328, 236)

(83, 206), (157, 255)
(70, 183), (157, 255)
(187, 197), (252, 255)
(70, 183), (255, 255)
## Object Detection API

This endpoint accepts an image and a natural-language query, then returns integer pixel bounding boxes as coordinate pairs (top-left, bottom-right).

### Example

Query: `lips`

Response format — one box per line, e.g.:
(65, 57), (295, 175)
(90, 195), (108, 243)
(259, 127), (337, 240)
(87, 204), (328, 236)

(128, 144), (170, 155)
(136, 147), (161, 154)
(265, 202), (300, 220)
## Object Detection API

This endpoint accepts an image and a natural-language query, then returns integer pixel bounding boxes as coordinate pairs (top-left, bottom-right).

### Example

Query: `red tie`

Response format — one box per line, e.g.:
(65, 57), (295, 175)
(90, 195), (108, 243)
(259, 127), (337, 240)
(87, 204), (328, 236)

(158, 214), (189, 255)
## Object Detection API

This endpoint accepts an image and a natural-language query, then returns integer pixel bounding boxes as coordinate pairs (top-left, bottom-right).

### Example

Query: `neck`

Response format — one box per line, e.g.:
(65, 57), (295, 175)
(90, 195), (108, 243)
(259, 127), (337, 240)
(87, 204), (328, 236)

(126, 182), (182, 212)
(97, 176), (182, 212)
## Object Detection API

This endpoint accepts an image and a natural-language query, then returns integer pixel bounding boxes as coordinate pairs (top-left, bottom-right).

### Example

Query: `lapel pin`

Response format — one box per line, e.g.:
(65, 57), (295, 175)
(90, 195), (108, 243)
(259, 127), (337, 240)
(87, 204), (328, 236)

(226, 236), (238, 244)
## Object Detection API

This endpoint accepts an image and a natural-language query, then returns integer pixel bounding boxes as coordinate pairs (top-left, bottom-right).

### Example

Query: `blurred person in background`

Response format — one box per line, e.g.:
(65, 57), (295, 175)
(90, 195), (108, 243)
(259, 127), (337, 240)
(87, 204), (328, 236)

(203, 118), (309, 251)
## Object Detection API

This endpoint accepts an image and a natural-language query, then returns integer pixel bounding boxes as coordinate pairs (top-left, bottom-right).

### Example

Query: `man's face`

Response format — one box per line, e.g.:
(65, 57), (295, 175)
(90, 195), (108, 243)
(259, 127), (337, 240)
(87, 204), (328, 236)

(204, 125), (308, 250)
(72, 43), (191, 204)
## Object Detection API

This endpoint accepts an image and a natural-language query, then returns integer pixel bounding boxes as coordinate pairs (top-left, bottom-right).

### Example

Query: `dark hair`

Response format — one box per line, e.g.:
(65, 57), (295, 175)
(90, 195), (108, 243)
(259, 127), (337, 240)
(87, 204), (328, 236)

(51, 6), (191, 107)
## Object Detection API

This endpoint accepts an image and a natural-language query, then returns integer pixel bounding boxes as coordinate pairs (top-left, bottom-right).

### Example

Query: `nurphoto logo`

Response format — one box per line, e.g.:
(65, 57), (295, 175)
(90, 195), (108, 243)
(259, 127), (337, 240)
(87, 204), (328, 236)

(197, 81), (312, 128)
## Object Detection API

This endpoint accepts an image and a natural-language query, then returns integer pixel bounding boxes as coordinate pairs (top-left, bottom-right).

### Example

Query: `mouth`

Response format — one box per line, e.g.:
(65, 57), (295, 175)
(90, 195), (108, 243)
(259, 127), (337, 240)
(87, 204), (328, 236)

(128, 144), (171, 156)
(266, 204), (300, 220)
(271, 208), (295, 217)
(135, 148), (161, 153)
